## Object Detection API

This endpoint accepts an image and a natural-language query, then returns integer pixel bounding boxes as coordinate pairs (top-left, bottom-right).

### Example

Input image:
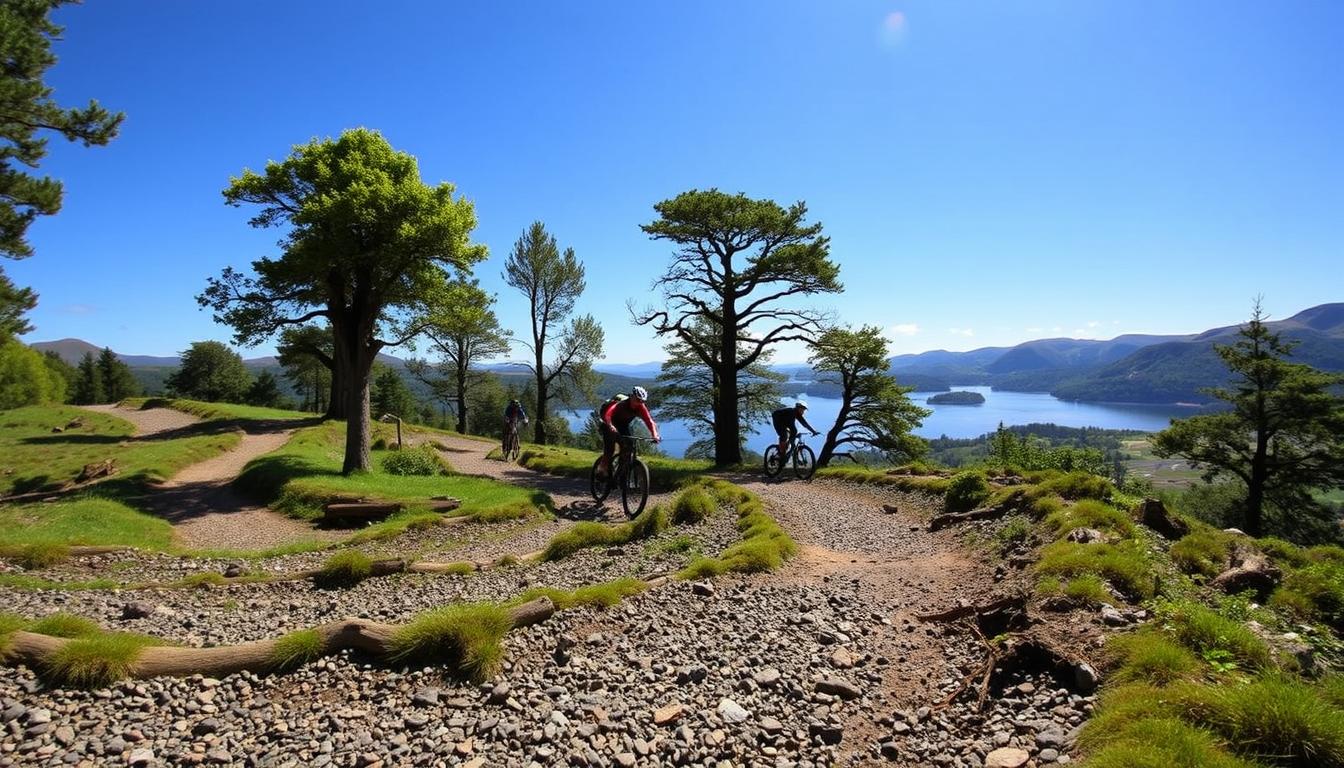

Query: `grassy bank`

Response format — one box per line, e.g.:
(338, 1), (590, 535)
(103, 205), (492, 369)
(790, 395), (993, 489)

(516, 443), (713, 493)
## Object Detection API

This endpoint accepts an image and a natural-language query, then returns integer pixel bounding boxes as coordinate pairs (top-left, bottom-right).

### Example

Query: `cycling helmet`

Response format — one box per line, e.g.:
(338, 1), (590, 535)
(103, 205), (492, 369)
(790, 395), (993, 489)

(510, 399), (520, 405)
(632, 386), (649, 402)
(795, 400), (808, 410)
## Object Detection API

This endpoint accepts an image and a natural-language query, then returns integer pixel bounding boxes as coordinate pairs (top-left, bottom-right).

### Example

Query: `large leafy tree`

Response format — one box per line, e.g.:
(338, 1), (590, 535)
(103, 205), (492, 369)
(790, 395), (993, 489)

(166, 341), (251, 404)
(276, 324), (341, 418)
(503, 222), (603, 444)
(200, 129), (486, 472)
(1154, 305), (1344, 539)
(406, 279), (511, 434)
(654, 317), (785, 460)
(807, 326), (930, 468)
(0, 1), (122, 332)
(0, 338), (63, 408)
(634, 189), (842, 465)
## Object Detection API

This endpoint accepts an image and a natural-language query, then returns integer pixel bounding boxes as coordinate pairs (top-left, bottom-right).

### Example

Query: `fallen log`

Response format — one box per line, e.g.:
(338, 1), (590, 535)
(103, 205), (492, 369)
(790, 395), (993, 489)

(928, 490), (1029, 531)
(75, 459), (116, 483)
(4, 597), (555, 682)
(916, 595), (1028, 624)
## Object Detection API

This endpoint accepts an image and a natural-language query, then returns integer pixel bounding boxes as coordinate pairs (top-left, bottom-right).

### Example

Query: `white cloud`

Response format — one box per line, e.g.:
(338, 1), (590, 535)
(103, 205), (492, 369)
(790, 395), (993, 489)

(948, 327), (975, 337)
(879, 11), (908, 46)
(1086, 320), (1100, 328)
(888, 323), (920, 337)
(1024, 327), (1043, 333)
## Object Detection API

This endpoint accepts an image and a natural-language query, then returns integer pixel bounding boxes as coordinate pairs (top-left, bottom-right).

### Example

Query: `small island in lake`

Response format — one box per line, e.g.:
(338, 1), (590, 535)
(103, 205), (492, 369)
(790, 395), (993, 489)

(927, 390), (986, 405)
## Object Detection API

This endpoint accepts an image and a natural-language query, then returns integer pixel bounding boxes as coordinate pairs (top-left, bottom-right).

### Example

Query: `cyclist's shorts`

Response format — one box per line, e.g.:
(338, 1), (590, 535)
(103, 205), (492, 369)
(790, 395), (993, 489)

(771, 411), (796, 440)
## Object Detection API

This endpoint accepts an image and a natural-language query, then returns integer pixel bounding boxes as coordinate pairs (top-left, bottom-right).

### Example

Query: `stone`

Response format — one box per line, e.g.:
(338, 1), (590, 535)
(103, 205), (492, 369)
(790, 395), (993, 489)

(1037, 729), (1066, 748)
(880, 741), (901, 760)
(614, 754), (637, 768)
(53, 725), (75, 746)
(716, 698), (750, 724)
(984, 747), (1031, 768)
(404, 715), (429, 730)
(120, 602), (156, 620)
(815, 677), (862, 700)
(1040, 748), (1060, 762)
(882, 504), (899, 514)
(412, 687), (440, 708)
(830, 648), (855, 669)
(654, 703), (685, 726)
(676, 665), (708, 685)
(760, 716), (784, 734)
(1072, 662), (1100, 693)
(691, 581), (715, 597)
(753, 668), (781, 687)
(222, 563), (248, 578)
(206, 749), (232, 764)
(1065, 528), (1104, 544)
(1137, 498), (1189, 540)
(128, 749), (155, 767)
(808, 722), (844, 745)
(1099, 604), (1127, 626)
(486, 683), (510, 705)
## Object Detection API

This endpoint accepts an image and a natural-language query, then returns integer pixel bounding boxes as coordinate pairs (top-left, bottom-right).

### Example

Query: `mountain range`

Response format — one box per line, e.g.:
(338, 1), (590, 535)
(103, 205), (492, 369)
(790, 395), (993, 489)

(28, 302), (1344, 406)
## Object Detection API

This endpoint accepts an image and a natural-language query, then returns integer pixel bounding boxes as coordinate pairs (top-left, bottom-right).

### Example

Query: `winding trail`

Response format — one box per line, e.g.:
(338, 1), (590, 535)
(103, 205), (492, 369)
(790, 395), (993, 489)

(81, 405), (340, 550)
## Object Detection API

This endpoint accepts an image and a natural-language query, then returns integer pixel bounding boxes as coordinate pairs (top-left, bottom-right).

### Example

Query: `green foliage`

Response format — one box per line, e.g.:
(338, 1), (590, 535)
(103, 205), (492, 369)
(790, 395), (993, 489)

(987, 423), (1112, 476)
(1171, 528), (1235, 577)
(1035, 470), (1114, 501)
(515, 577), (648, 611)
(677, 484), (796, 578)
(1082, 711), (1262, 768)
(807, 325), (931, 467)
(28, 612), (100, 638)
(7, 542), (69, 570)
(541, 506), (669, 561)
(1272, 562), (1344, 629)
(1258, 537), (1309, 568)
(405, 278), (511, 435)
(165, 341), (252, 403)
(277, 324), (335, 415)
(1152, 305), (1344, 539)
(993, 516), (1033, 548)
(0, 0), (122, 261)
(635, 189), (842, 465)
(43, 632), (158, 689)
(1063, 574), (1113, 606)
(1155, 599), (1271, 670)
(371, 365), (418, 422)
(944, 470), (991, 513)
(671, 485), (717, 524)
(380, 445), (447, 476)
(269, 629), (324, 671)
(1179, 675), (1344, 768)
(1107, 631), (1203, 686)
(96, 348), (138, 402)
(244, 370), (286, 409)
(0, 338), (65, 407)
(389, 603), (513, 681)
(1036, 540), (1154, 601)
(314, 550), (374, 588)
(0, 268), (37, 339)
(1044, 499), (1135, 539)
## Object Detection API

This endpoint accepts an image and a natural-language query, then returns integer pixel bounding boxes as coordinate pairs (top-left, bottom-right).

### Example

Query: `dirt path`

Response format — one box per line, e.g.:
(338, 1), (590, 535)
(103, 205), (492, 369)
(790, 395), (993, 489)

(80, 404), (340, 550)
(426, 431), (677, 521)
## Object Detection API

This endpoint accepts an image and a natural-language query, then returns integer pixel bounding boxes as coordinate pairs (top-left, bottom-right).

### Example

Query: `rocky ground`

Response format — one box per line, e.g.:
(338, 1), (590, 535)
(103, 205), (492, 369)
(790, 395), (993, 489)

(1, 432), (1102, 767)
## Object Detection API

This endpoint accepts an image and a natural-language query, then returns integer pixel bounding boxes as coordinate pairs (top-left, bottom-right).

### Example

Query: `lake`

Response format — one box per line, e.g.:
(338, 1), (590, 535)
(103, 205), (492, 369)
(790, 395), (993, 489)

(564, 386), (1199, 459)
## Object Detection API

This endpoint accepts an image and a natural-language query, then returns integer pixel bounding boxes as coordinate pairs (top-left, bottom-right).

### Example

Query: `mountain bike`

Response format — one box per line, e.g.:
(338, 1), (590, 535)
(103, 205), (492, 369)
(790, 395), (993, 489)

(764, 432), (817, 480)
(590, 435), (652, 517)
(501, 418), (526, 462)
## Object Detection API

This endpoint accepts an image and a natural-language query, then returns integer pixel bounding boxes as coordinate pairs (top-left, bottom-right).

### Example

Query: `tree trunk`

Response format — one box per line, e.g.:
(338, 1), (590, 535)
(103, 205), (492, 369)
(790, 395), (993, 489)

(817, 392), (853, 468)
(1247, 429), (1268, 537)
(715, 304), (741, 466)
(325, 360), (346, 420)
(455, 363), (468, 434)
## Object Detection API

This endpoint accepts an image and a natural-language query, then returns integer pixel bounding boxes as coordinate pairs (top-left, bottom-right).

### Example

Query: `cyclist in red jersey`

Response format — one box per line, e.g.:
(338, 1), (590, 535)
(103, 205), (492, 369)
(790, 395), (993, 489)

(597, 386), (661, 476)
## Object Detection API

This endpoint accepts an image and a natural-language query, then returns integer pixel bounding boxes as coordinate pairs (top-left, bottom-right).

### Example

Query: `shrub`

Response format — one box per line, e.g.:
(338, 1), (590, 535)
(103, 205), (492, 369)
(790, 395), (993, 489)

(1258, 537), (1309, 569)
(269, 629), (324, 671)
(380, 446), (447, 476)
(314, 551), (375, 588)
(43, 632), (159, 688)
(1036, 540), (1154, 601)
(994, 516), (1032, 548)
(1044, 499), (1135, 539)
(1157, 599), (1271, 670)
(1273, 563), (1344, 628)
(671, 485), (717, 524)
(1179, 675), (1344, 768)
(1108, 631), (1202, 686)
(944, 471), (990, 514)
(1171, 529), (1234, 577)
(390, 603), (514, 681)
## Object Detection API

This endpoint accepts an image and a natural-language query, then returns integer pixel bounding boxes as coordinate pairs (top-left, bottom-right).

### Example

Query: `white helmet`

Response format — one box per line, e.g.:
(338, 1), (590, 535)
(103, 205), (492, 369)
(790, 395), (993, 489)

(632, 386), (649, 402)
(795, 401), (808, 410)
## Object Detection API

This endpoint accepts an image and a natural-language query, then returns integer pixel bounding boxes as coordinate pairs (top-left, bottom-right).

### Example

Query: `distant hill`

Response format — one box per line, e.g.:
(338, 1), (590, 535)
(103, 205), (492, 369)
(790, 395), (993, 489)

(884, 302), (1344, 404)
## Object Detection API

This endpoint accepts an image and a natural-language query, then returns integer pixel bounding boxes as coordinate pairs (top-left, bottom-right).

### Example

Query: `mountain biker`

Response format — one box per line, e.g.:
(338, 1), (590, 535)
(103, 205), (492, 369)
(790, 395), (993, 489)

(772, 401), (818, 459)
(596, 386), (661, 476)
(503, 399), (528, 446)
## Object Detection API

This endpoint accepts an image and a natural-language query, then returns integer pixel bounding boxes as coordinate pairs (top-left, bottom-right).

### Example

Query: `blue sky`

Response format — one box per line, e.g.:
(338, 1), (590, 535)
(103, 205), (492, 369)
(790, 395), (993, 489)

(10, 1), (1342, 364)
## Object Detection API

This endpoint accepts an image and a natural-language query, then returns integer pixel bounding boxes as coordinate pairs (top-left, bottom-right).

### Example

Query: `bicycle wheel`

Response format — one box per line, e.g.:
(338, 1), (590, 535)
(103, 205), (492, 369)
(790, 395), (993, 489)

(506, 432), (520, 462)
(590, 458), (611, 502)
(793, 445), (816, 480)
(621, 459), (650, 517)
(763, 445), (784, 478)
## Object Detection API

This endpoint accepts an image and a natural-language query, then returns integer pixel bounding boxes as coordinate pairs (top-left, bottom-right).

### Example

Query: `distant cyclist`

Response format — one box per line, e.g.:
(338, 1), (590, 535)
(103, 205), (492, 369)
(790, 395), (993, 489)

(503, 398), (528, 443)
(596, 386), (661, 476)
(772, 401), (818, 458)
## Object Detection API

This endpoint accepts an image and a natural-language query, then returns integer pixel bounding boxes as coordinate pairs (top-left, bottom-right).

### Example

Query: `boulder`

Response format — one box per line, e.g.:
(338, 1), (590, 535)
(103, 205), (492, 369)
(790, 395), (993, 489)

(1137, 498), (1189, 540)
(984, 747), (1030, 768)
(1066, 527), (1104, 544)
(1212, 547), (1281, 600)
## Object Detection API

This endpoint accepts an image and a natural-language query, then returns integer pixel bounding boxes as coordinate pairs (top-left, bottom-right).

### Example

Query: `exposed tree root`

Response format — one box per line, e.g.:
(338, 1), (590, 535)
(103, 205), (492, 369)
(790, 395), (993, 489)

(3, 598), (555, 682)
(927, 491), (1029, 531)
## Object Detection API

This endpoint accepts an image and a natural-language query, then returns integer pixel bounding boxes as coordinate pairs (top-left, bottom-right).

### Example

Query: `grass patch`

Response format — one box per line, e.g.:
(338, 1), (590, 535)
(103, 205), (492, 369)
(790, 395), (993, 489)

(389, 603), (514, 682)
(1082, 714), (1261, 768)
(542, 506), (669, 561)
(1171, 528), (1235, 577)
(129, 397), (311, 423)
(0, 495), (175, 552)
(671, 485), (717, 524)
(677, 484), (796, 579)
(1063, 574), (1112, 606)
(1270, 562), (1344, 629)
(1036, 540), (1155, 601)
(1107, 631), (1203, 686)
(814, 466), (951, 494)
(1156, 599), (1271, 670)
(517, 443), (711, 493)
(269, 628), (324, 671)
(380, 445), (450, 476)
(1044, 499), (1136, 539)
(236, 422), (547, 523)
(0, 404), (243, 497)
(313, 550), (375, 588)
(1179, 675), (1344, 768)
(27, 612), (101, 638)
(515, 577), (649, 611)
(42, 631), (161, 688)
(944, 470), (990, 513)
(993, 516), (1033, 549)
(2, 542), (71, 570)
(652, 535), (698, 556)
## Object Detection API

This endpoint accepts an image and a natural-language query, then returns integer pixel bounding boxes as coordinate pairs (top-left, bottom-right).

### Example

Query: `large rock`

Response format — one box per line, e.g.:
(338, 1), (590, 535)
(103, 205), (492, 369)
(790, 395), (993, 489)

(1212, 547), (1282, 600)
(984, 747), (1031, 768)
(1137, 498), (1189, 540)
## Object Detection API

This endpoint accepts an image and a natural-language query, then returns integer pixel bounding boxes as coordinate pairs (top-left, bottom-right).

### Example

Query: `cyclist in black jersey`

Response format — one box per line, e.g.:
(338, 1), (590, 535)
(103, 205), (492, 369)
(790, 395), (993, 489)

(772, 401), (818, 458)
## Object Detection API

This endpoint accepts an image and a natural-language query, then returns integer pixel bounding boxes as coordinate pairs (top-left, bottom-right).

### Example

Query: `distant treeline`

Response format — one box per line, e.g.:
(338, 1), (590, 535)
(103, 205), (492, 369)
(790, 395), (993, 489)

(926, 423), (1143, 468)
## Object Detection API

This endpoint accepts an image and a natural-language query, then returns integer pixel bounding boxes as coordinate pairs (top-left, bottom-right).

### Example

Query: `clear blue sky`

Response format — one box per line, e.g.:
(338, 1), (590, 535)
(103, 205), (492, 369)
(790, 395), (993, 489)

(11, 1), (1342, 364)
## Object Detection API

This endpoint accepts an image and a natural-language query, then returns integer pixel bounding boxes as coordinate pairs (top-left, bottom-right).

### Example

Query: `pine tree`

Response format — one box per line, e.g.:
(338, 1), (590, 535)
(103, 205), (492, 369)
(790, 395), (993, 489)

(96, 347), (138, 402)
(73, 351), (104, 405)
